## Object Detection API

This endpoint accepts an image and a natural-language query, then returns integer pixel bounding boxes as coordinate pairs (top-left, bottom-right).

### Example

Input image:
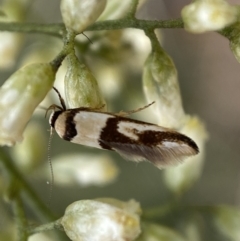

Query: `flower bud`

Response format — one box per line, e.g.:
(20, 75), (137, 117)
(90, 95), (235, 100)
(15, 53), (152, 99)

(61, 199), (141, 241)
(0, 0), (29, 69)
(181, 0), (238, 34)
(143, 51), (185, 129)
(60, 0), (107, 33)
(12, 121), (47, 172)
(28, 233), (53, 241)
(0, 63), (56, 146)
(20, 39), (63, 67)
(138, 223), (186, 241)
(164, 116), (208, 195)
(181, 213), (202, 241)
(0, 32), (23, 69)
(98, 0), (146, 21)
(212, 205), (240, 240)
(65, 53), (106, 109)
(47, 153), (119, 187)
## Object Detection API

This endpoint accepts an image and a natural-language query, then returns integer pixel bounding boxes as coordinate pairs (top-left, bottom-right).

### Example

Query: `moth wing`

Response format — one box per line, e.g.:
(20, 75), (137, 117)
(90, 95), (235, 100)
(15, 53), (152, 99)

(101, 141), (197, 169)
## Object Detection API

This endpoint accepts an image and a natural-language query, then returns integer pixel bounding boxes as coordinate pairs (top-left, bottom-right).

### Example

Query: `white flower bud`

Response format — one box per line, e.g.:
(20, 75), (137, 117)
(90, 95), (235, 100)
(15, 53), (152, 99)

(164, 116), (208, 194)
(213, 205), (240, 240)
(60, 0), (107, 33)
(17, 40), (64, 114)
(138, 223), (186, 241)
(65, 53), (106, 109)
(12, 121), (47, 172)
(0, 32), (23, 69)
(0, 0), (29, 69)
(181, 214), (202, 241)
(121, 29), (151, 72)
(48, 153), (119, 187)
(0, 63), (56, 146)
(95, 198), (141, 215)
(181, 0), (238, 34)
(96, 63), (124, 99)
(29, 233), (54, 241)
(61, 199), (141, 241)
(98, 0), (146, 21)
(19, 39), (63, 66)
(143, 51), (185, 129)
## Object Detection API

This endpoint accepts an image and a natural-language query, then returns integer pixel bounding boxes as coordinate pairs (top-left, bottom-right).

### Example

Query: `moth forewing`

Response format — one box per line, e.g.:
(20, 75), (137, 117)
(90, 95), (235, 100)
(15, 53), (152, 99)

(98, 116), (198, 168)
(49, 106), (199, 169)
(104, 138), (198, 169)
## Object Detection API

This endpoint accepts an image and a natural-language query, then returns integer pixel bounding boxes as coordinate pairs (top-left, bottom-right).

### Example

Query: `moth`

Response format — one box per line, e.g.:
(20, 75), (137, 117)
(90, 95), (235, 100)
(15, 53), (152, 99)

(48, 88), (199, 169)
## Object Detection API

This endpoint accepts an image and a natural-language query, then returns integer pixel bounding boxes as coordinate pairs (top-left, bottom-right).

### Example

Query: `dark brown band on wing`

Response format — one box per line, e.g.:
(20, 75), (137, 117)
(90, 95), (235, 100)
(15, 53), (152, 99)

(99, 117), (133, 150)
(99, 116), (199, 153)
(62, 111), (77, 141)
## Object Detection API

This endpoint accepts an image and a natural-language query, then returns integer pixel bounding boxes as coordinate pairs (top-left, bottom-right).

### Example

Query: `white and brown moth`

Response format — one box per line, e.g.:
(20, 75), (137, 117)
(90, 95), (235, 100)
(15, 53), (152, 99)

(48, 88), (199, 169)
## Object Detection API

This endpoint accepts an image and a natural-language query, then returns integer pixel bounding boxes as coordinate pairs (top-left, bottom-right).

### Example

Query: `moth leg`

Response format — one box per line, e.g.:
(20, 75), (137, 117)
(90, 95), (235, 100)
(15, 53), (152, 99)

(116, 101), (155, 117)
(45, 104), (63, 118)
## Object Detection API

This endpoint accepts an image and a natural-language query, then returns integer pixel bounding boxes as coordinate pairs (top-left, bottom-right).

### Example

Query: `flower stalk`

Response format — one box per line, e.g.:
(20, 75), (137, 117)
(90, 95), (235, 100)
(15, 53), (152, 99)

(0, 18), (184, 35)
(0, 148), (56, 222)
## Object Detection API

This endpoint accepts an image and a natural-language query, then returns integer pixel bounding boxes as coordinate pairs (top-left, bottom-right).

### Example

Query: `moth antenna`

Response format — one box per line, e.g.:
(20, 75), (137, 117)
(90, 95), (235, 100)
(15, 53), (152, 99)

(89, 103), (106, 111)
(47, 127), (54, 207)
(81, 32), (93, 44)
(130, 101), (155, 114)
(52, 87), (66, 110)
(117, 101), (155, 116)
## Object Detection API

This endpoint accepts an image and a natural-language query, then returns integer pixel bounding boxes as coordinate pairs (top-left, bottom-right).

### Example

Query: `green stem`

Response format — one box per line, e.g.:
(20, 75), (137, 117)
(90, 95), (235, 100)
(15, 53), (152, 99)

(0, 18), (184, 36)
(0, 22), (64, 36)
(142, 200), (182, 220)
(144, 29), (162, 53)
(50, 29), (76, 70)
(12, 193), (29, 241)
(28, 219), (63, 235)
(0, 148), (57, 222)
(219, 22), (240, 40)
(8, 177), (29, 241)
(88, 18), (184, 30)
(126, 0), (140, 18)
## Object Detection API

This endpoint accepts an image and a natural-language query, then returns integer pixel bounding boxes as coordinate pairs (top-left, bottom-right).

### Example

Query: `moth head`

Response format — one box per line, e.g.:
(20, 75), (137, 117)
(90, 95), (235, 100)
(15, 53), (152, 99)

(49, 110), (63, 128)
(47, 87), (67, 128)
(45, 104), (63, 128)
